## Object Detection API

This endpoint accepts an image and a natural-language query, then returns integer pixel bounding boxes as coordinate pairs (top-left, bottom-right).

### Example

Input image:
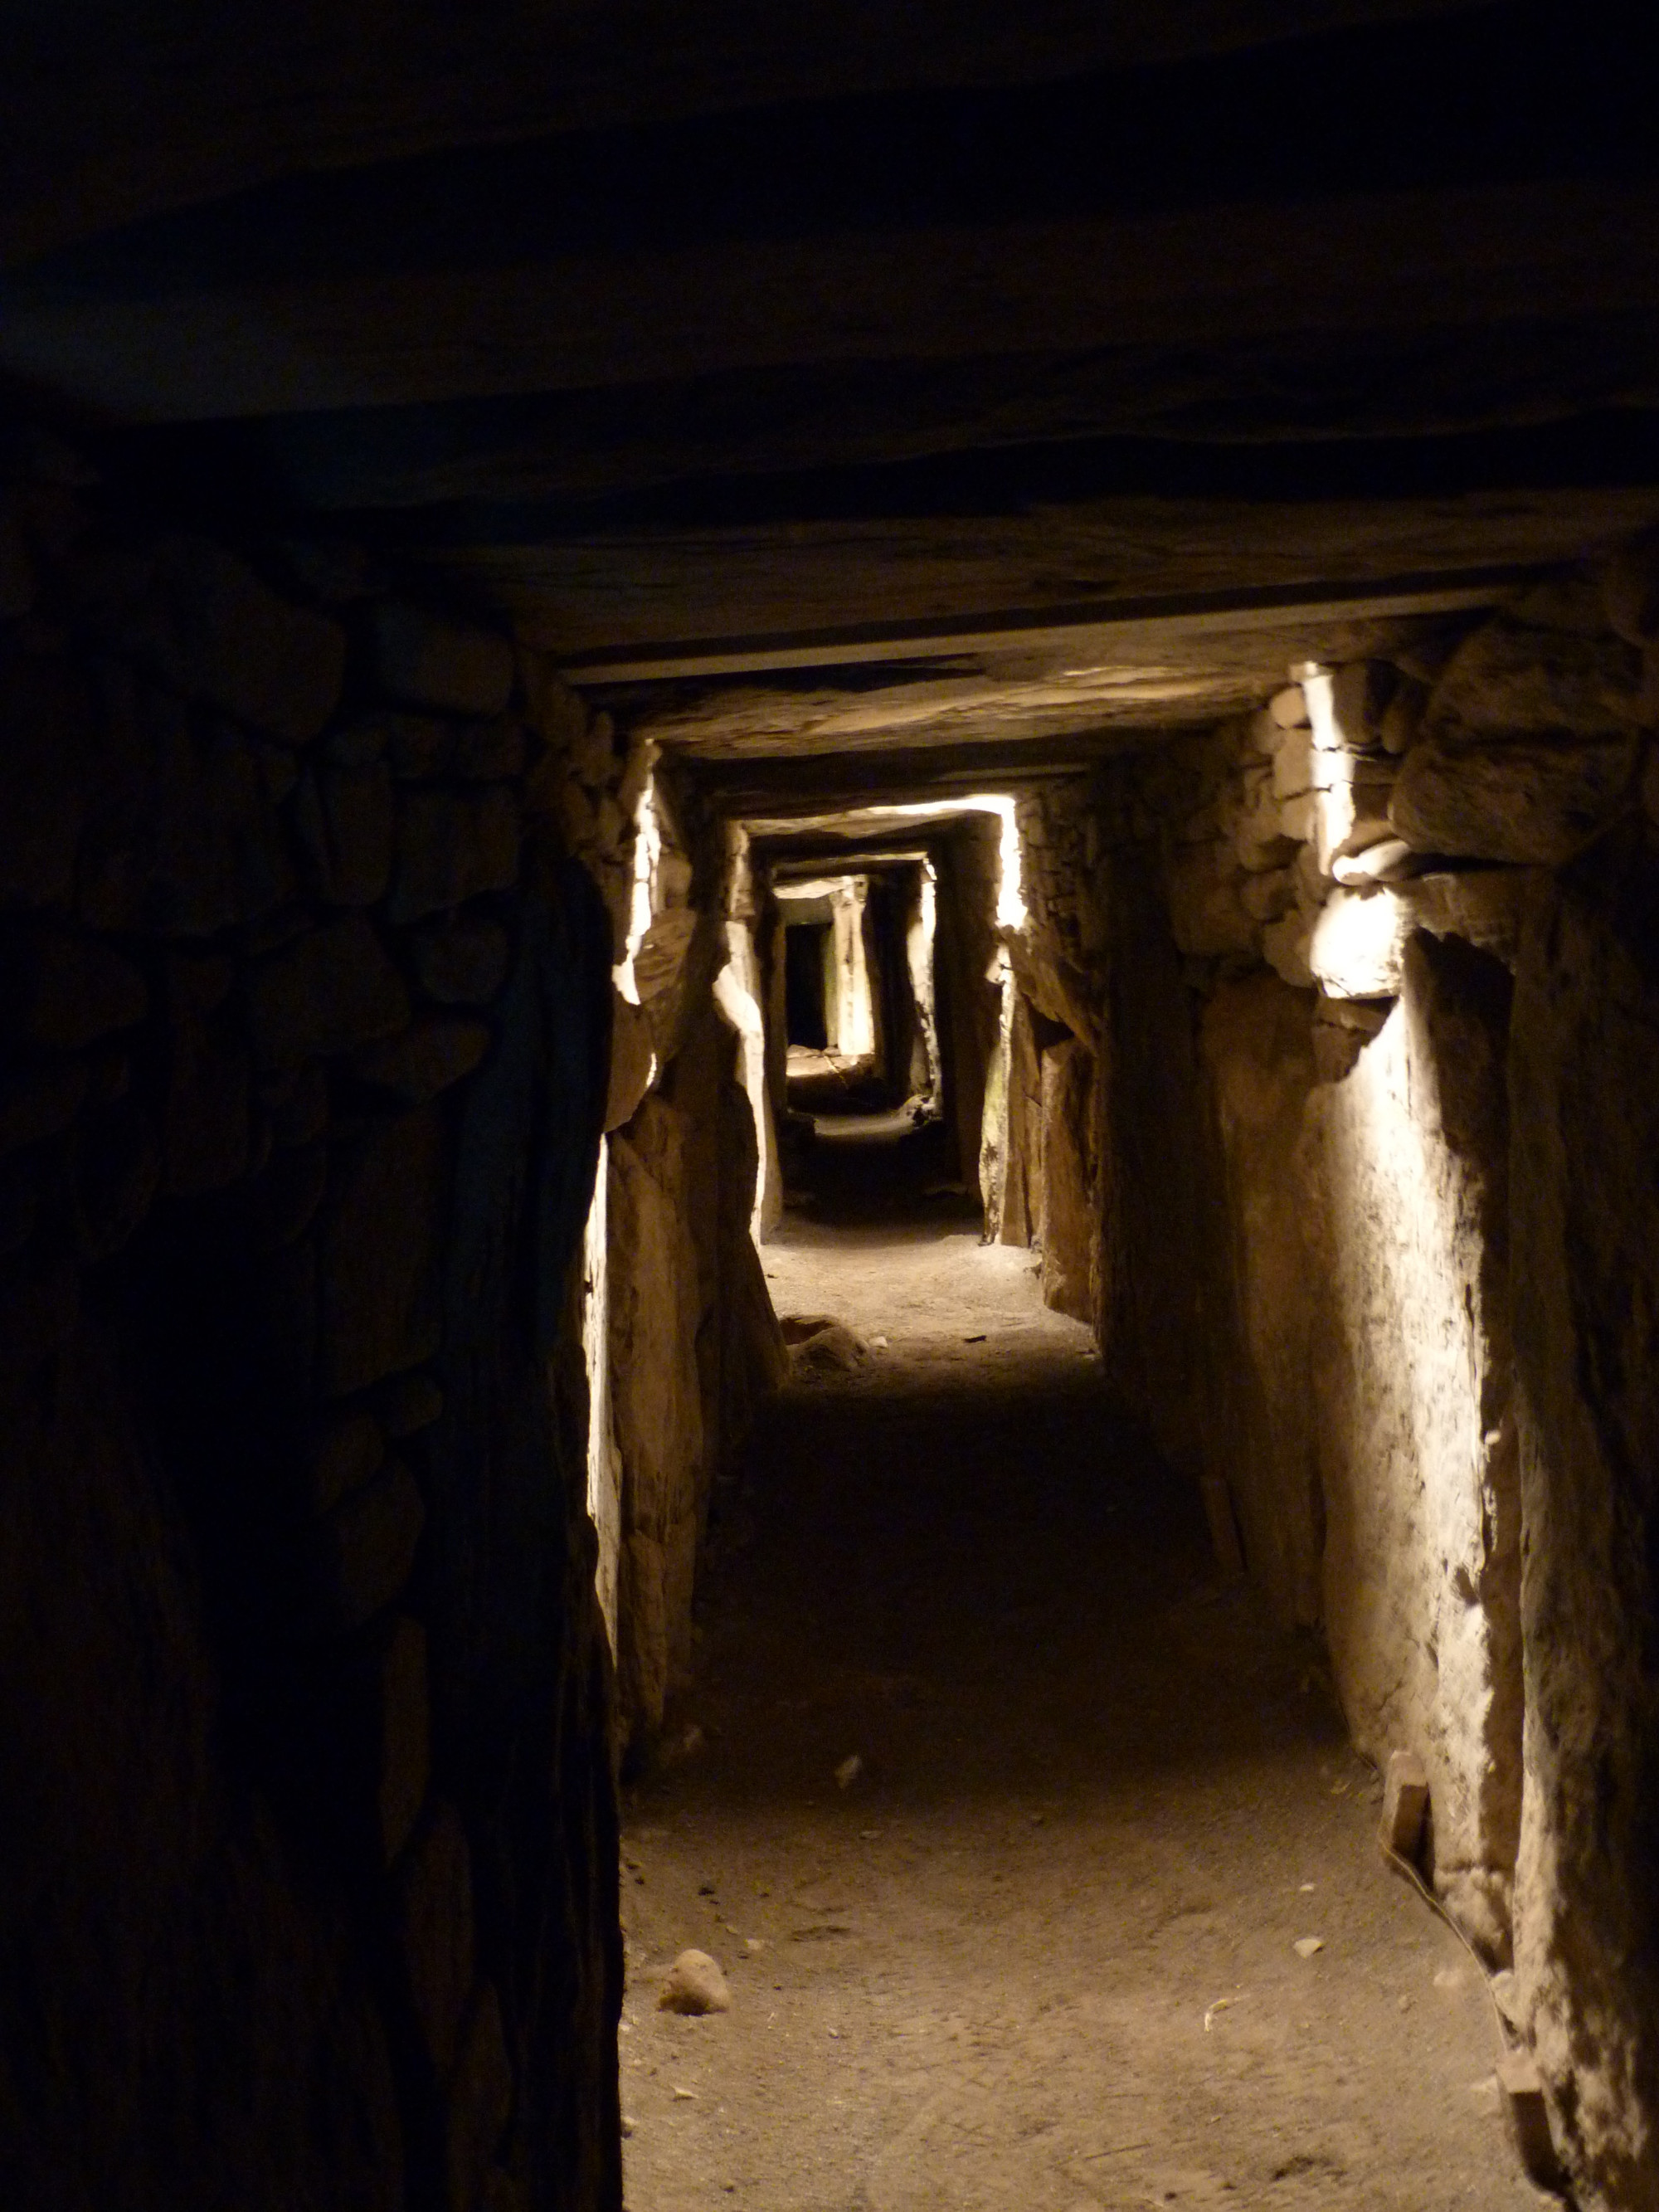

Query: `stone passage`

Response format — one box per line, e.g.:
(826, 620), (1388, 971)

(5, 22), (1659, 2205)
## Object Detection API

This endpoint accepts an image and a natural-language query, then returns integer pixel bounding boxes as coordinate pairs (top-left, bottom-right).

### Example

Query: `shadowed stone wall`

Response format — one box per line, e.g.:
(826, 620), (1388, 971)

(1065, 555), (1659, 2205)
(0, 441), (625, 2212)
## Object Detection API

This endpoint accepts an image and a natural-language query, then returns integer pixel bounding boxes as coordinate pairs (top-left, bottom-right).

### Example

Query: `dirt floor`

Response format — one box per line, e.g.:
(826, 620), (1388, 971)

(619, 1123), (1547, 2210)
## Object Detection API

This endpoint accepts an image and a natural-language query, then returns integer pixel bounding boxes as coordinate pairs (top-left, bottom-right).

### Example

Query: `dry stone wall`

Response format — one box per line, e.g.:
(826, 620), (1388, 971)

(0, 446), (626, 2212)
(1078, 551), (1659, 2205)
(589, 767), (787, 1756)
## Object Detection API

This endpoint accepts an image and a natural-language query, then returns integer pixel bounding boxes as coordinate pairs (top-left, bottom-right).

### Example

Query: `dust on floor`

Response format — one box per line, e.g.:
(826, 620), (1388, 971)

(619, 1189), (1545, 2210)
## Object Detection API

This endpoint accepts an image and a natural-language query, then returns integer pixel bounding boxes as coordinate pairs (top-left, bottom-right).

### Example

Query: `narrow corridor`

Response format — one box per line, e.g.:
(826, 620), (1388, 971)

(619, 1152), (1534, 2210)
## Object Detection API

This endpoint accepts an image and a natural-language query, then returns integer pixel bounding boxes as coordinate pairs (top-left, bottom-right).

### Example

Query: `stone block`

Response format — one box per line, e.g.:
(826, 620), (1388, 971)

(1240, 867), (1297, 923)
(0, 923), (148, 1050)
(309, 1455), (425, 1634)
(1379, 678), (1426, 756)
(1601, 525), (1659, 646)
(248, 1137), (329, 1251)
(377, 1615), (429, 1867)
(447, 1984), (513, 2205)
(1308, 887), (1410, 999)
(350, 1016), (490, 1103)
(289, 762), (394, 907)
(1392, 867), (1535, 965)
(1389, 734), (1638, 864)
(1269, 684), (1309, 731)
(1428, 615), (1644, 742)
(248, 917), (410, 1067)
(389, 787), (520, 923)
(1496, 2053), (1559, 2186)
(0, 1059), (88, 1156)
(381, 1370), (444, 1438)
(1271, 727), (1313, 799)
(1331, 838), (1417, 888)
(1165, 848), (1257, 957)
(80, 689), (290, 936)
(411, 914), (512, 1005)
(1379, 1748), (1429, 1859)
(604, 991), (655, 1133)
(384, 714), (454, 780)
(399, 1803), (476, 2075)
(303, 1410), (385, 1517)
(452, 719), (527, 780)
(163, 1011), (250, 1196)
(0, 655), (95, 908)
(367, 602), (514, 718)
(319, 1106), (442, 1395)
(75, 532), (345, 744)
(1326, 661), (1394, 751)
(1260, 912), (1313, 988)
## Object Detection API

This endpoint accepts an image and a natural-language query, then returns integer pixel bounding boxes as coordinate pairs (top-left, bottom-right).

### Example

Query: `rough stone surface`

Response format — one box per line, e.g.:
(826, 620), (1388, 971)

(1309, 933), (1520, 1963)
(1389, 733), (1639, 864)
(319, 1108), (444, 1395)
(307, 1454), (426, 1635)
(76, 532), (345, 744)
(399, 1802), (477, 2078)
(447, 1982), (514, 2204)
(1509, 841), (1659, 2205)
(605, 991), (656, 1133)
(290, 761), (394, 907)
(659, 1949), (731, 2015)
(351, 1016), (491, 1102)
(1197, 974), (1322, 1625)
(411, 912), (512, 1004)
(377, 1615), (431, 1868)
(607, 1094), (706, 1740)
(0, 924), (148, 1050)
(1427, 616), (1645, 742)
(247, 916), (410, 1066)
(389, 786), (520, 923)
(1308, 885), (1411, 999)
(367, 602), (515, 718)
(1039, 1036), (1093, 1324)
(80, 685), (291, 936)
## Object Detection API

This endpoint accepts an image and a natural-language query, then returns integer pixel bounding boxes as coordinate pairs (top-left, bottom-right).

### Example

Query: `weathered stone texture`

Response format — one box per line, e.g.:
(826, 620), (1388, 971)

(75, 533), (346, 745)
(1039, 1037), (1094, 1324)
(1197, 973), (1322, 1626)
(1309, 933), (1520, 1961)
(1426, 616), (1645, 743)
(1509, 841), (1659, 2204)
(389, 785), (520, 923)
(247, 915), (410, 1066)
(606, 1094), (706, 1739)
(319, 1108), (444, 1396)
(1390, 733), (1639, 863)
(367, 602), (515, 719)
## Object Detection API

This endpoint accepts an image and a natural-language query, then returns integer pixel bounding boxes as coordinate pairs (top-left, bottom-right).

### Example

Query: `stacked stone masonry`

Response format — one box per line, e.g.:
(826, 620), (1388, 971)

(0, 454), (629, 2212)
(1060, 550), (1659, 2208)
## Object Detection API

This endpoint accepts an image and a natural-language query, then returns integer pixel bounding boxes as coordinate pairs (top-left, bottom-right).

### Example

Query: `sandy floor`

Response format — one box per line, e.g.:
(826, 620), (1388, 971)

(618, 1133), (1545, 2210)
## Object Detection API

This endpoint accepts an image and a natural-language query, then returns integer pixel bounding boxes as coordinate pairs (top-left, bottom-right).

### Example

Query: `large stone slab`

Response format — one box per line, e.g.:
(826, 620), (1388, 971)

(1310, 933), (1520, 1962)
(247, 916), (410, 1066)
(319, 1107), (444, 1395)
(75, 533), (345, 744)
(1509, 842), (1659, 2200)
(1389, 733), (1639, 864)
(1426, 615), (1644, 743)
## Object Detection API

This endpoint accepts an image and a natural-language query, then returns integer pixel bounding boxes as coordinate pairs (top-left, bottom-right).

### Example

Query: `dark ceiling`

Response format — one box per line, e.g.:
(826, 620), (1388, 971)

(2, 2), (1656, 798)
